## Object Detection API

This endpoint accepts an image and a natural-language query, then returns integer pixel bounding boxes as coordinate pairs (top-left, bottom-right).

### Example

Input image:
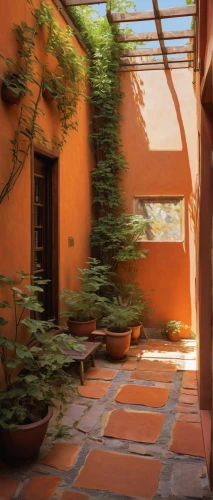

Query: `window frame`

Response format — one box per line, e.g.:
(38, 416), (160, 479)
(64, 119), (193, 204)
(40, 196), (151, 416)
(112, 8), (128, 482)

(133, 195), (185, 243)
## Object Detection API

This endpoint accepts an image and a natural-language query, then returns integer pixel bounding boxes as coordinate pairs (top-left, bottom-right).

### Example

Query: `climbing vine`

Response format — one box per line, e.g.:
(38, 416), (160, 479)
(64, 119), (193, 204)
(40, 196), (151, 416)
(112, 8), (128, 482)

(0, 0), (84, 204)
(70, 5), (147, 271)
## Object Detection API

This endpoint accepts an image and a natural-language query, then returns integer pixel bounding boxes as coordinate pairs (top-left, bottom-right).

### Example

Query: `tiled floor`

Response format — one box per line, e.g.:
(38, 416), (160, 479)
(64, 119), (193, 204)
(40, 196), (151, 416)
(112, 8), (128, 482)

(0, 339), (212, 500)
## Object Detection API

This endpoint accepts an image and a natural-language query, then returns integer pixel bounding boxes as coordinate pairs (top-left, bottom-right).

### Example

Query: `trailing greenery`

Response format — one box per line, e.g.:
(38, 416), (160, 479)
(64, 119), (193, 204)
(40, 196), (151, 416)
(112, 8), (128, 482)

(60, 258), (111, 322)
(0, 271), (83, 429)
(0, 0), (84, 203)
(70, 6), (147, 271)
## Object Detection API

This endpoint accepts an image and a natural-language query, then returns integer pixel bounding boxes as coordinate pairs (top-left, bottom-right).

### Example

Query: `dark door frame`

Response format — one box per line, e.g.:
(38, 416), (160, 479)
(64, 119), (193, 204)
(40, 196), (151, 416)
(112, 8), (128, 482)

(31, 144), (60, 323)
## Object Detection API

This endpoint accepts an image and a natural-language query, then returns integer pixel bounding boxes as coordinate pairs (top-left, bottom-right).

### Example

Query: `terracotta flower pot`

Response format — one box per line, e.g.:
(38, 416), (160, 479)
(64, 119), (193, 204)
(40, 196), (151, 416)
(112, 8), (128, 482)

(1, 83), (21, 105)
(0, 406), (53, 462)
(168, 329), (180, 342)
(106, 328), (131, 360)
(129, 323), (142, 345)
(67, 318), (97, 337)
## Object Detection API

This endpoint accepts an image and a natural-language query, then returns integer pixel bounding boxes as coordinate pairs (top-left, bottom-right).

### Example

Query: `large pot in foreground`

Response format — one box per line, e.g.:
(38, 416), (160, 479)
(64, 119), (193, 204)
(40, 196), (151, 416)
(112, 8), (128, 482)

(106, 328), (131, 360)
(68, 318), (96, 337)
(129, 323), (142, 345)
(0, 407), (53, 462)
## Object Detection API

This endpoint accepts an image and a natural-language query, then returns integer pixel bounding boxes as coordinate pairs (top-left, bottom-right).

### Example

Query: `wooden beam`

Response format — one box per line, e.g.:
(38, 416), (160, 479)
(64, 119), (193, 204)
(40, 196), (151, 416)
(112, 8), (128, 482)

(107, 4), (196, 24)
(116, 29), (195, 43)
(121, 45), (194, 57)
(152, 0), (168, 69)
(120, 62), (190, 72)
(64, 0), (105, 5)
(121, 56), (193, 66)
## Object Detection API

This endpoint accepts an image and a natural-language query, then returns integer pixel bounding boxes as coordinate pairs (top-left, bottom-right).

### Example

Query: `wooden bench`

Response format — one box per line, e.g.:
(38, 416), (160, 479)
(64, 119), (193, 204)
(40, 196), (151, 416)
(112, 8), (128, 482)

(64, 341), (102, 385)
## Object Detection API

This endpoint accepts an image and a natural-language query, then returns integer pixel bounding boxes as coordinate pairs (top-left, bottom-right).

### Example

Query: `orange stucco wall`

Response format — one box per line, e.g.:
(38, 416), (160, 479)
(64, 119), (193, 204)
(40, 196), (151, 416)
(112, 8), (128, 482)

(120, 69), (198, 333)
(0, 1), (93, 340)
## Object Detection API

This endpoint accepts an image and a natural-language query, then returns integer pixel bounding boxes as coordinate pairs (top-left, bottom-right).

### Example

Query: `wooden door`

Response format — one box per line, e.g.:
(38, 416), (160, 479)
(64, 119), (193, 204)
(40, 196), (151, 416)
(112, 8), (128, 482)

(32, 152), (58, 322)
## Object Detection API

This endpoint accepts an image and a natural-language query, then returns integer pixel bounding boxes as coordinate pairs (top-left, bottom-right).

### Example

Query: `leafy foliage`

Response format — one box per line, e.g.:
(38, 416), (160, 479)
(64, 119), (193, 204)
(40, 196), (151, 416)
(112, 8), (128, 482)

(0, 272), (84, 428)
(100, 297), (138, 332)
(60, 258), (111, 322)
(115, 280), (151, 326)
(164, 320), (189, 334)
(70, 6), (148, 272)
(0, 0), (84, 203)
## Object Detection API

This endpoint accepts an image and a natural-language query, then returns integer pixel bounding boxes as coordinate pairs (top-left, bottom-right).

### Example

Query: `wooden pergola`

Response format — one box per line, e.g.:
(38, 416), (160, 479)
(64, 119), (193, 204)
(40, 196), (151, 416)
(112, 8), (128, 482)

(61, 0), (197, 72)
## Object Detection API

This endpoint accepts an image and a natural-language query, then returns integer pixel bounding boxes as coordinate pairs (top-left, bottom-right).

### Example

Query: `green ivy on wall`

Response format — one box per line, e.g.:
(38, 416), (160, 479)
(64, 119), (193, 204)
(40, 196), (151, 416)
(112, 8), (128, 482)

(70, 5), (147, 272)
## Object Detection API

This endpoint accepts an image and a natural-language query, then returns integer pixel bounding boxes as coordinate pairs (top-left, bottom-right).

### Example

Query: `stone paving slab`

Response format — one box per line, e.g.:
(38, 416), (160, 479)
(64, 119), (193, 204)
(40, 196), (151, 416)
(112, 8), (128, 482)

(78, 381), (111, 399)
(85, 367), (117, 380)
(74, 449), (162, 499)
(23, 476), (61, 500)
(42, 444), (81, 471)
(76, 405), (104, 433)
(169, 421), (205, 457)
(103, 408), (165, 443)
(171, 463), (204, 498)
(115, 384), (170, 407)
(130, 370), (174, 382)
(138, 359), (177, 372)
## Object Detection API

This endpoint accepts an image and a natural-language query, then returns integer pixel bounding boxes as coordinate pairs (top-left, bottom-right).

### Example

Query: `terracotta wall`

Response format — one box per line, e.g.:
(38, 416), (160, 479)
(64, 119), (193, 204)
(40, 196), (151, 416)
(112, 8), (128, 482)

(120, 69), (198, 334)
(0, 1), (93, 338)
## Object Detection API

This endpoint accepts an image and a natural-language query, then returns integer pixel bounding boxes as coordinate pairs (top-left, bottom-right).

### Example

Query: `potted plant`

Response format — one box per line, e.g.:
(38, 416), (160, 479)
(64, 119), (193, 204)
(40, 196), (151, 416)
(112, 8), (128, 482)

(100, 298), (138, 360)
(117, 282), (151, 345)
(1, 70), (26, 104)
(165, 320), (190, 342)
(60, 259), (111, 338)
(0, 271), (82, 463)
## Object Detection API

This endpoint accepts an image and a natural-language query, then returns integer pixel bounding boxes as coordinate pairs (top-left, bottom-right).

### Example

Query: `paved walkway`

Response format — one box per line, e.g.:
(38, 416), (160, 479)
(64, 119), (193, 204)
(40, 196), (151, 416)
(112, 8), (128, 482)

(1, 339), (212, 500)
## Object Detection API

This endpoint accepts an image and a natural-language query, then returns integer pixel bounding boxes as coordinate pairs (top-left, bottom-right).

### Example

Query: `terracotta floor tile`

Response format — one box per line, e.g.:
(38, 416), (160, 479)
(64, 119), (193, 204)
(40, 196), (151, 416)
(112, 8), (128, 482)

(115, 384), (170, 407)
(85, 367), (117, 380)
(128, 347), (143, 357)
(169, 422), (205, 457)
(121, 361), (138, 370)
(178, 393), (198, 404)
(103, 409), (165, 443)
(138, 360), (177, 372)
(42, 443), (80, 471)
(176, 403), (199, 413)
(182, 371), (197, 389)
(0, 476), (20, 500)
(61, 491), (89, 500)
(78, 381), (110, 399)
(130, 370), (174, 382)
(176, 412), (201, 423)
(24, 476), (60, 500)
(65, 404), (85, 420)
(180, 388), (198, 396)
(74, 449), (162, 499)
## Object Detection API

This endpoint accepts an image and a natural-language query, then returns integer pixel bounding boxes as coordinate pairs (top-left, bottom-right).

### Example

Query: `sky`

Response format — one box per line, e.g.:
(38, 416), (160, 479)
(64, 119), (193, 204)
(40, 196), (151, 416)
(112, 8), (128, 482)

(92, 0), (192, 55)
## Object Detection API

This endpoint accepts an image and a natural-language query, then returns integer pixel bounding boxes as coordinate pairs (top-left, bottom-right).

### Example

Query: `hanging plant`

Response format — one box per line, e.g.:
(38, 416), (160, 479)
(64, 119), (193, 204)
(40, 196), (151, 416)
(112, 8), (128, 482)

(0, 1), (85, 204)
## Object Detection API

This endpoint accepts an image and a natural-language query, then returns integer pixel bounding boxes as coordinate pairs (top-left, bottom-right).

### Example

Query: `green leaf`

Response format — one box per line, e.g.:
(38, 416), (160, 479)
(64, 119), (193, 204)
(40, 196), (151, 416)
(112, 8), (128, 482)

(0, 317), (8, 326)
(0, 301), (11, 309)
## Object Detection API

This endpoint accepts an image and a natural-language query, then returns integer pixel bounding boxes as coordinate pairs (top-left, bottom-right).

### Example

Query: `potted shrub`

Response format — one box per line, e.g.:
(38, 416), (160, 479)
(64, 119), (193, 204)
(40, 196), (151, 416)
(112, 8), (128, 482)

(165, 320), (190, 342)
(100, 299), (138, 360)
(1, 70), (26, 104)
(118, 282), (151, 345)
(60, 259), (111, 338)
(0, 271), (82, 463)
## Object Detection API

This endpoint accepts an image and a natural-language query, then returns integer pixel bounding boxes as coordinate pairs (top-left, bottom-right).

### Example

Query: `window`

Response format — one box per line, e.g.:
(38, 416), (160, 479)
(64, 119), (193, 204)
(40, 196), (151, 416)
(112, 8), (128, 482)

(134, 196), (184, 242)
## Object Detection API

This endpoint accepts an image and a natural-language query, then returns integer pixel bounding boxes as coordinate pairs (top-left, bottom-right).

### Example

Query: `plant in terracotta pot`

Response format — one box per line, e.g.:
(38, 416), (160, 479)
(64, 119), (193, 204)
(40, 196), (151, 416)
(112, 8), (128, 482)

(117, 281), (151, 345)
(1, 69), (27, 105)
(0, 271), (82, 463)
(60, 259), (111, 337)
(100, 299), (138, 360)
(165, 320), (190, 342)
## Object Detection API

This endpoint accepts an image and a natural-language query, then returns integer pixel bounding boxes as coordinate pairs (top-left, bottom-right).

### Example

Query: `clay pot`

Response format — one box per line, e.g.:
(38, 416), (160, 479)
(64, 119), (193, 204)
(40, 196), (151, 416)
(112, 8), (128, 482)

(0, 407), (53, 462)
(168, 329), (180, 342)
(1, 83), (21, 105)
(42, 87), (54, 102)
(129, 323), (142, 345)
(67, 318), (97, 337)
(106, 328), (131, 360)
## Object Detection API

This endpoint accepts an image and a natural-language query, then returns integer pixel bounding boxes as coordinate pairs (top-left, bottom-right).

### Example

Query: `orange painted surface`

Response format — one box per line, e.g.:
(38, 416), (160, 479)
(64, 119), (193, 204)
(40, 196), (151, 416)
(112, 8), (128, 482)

(0, 0), (93, 350)
(120, 69), (198, 334)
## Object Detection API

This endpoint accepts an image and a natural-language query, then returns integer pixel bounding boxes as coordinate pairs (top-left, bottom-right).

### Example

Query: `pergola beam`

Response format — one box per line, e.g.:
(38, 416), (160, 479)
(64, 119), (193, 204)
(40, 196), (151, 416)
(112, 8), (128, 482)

(64, 0), (105, 5)
(116, 29), (195, 43)
(152, 0), (168, 69)
(107, 4), (196, 24)
(121, 56), (193, 66)
(121, 45), (194, 57)
(120, 62), (190, 72)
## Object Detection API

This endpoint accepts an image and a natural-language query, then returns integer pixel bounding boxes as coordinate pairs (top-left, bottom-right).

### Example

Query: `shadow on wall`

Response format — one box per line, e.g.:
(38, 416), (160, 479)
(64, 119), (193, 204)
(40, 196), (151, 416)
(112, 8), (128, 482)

(121, 69), (198, 330)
